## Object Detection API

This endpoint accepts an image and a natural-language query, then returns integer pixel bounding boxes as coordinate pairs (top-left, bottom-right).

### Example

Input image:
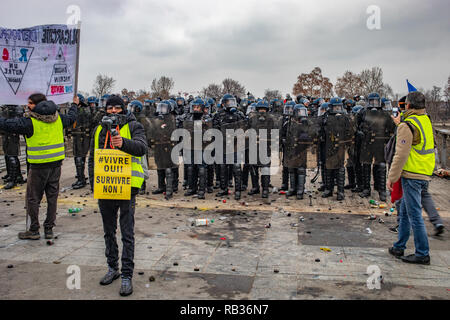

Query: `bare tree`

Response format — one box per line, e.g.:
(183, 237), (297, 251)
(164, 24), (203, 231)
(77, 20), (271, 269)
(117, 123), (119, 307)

(264, 89), (282, 101)
(222, 78), (246, 98)
(359, 67), (385, 96)
(292, 67), (333, 98)
(150, 76), (175, 100)
(425, 86), (442, 122)
(92, 74), (116, 97)
(201, 83), (223, 100)
(334, 71), (363, 98)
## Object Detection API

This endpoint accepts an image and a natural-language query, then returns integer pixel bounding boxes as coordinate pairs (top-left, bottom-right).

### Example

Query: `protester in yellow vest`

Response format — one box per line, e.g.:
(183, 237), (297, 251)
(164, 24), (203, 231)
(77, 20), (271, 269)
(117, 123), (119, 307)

(0, 93), (78, 240)
(88, 95), (147, 297)
(387, 91), (435, 265)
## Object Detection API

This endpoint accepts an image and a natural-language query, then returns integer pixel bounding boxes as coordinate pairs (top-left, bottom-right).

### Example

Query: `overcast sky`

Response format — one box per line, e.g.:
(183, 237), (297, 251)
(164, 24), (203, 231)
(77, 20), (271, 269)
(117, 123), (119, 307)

(2, 0), (449, 97)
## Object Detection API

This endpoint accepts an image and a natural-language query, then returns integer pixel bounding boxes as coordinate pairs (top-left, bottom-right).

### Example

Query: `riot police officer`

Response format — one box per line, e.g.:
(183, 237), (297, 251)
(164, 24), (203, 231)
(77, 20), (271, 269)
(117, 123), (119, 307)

(148, 100), (178, 199)
(247, 100), (277, 198)
(1, 105), (26, 189)
(213, 94), (246, 200)
(357, 93), (395, 201)
(321, 98), (354, 200)
(71, 94), (94, 189)
(345, 105), (363, 192)
(180, 98), (212, 199)
(316, 102), (329, 192)
(283, 104), (318, 199)
(280, 101), (296, 191)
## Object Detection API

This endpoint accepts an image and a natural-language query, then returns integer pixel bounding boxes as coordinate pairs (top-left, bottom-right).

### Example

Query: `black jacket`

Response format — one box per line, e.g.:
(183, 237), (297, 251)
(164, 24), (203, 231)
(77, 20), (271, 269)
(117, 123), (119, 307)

(0, 101), (77, 169)
(88, 112), (147, 195)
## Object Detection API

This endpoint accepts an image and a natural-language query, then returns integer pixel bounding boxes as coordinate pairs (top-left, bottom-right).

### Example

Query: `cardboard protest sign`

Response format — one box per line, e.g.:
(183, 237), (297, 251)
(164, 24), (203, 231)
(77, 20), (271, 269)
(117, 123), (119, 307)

(94, 149), (132, 200)
(0, 24), (79, 105)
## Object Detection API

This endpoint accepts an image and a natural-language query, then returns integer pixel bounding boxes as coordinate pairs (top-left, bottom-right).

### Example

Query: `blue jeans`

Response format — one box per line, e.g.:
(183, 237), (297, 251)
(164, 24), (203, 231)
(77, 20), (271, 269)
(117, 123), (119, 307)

(393, 178), (430, 257)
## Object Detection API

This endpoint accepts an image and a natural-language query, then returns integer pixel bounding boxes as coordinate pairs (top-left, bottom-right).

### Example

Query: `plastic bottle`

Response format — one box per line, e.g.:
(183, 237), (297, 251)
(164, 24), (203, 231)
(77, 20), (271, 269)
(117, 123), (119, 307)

(369, 200), (378, 205)
(195, 218), (214, 226)
(69, 208), (82, 213)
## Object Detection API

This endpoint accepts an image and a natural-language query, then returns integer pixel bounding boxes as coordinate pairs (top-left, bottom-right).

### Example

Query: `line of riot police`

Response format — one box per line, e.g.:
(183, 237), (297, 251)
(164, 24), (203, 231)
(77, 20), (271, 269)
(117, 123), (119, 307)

(1, 91), (395, 204)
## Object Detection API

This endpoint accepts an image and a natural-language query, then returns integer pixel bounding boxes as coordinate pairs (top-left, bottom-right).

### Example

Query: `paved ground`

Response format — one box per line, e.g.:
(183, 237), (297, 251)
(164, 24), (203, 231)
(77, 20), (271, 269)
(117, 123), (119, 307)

(0, 159), (449, 300)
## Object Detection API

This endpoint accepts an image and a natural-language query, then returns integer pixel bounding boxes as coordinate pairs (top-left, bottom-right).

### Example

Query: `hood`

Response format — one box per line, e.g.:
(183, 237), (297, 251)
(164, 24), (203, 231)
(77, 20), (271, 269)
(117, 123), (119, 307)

(26, 100), (58, 123)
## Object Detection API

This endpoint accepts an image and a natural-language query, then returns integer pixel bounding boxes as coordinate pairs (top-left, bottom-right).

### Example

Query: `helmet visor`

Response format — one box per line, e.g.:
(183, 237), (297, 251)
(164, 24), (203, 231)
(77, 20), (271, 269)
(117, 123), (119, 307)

(283, 105), (294, 115)
(156, 103), (169, 114)
(224, 98), (237, 109)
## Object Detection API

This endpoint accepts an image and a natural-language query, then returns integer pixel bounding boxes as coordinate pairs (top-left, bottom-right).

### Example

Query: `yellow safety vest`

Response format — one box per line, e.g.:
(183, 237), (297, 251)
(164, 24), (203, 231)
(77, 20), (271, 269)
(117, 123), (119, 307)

(94, 124), (144, 188)
(25, 116), (65, 164)
(402, 114), (435, 176)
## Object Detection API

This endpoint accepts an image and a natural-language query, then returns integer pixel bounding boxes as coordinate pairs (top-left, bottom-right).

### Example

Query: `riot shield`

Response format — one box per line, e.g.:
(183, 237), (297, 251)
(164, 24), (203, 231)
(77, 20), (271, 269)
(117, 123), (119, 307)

(148, 115), (178, 169)
(220, 119), (248, 155)
(324, 114), (353, 169)
(283, 118), (318, 168)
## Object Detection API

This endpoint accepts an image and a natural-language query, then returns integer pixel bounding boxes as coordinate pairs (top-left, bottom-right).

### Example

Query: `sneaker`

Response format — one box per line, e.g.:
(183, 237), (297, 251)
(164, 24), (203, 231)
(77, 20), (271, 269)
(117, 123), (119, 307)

(400, 254), (430, 265)
(119, 277), (133, 296)
(99, 267), (120, 285)
(389, 226), (398, 234)
(44, 228), (54, 239)
(388, 246), (404, 258)
(18, 230), (40, 240)
(434, 225), (445, 236)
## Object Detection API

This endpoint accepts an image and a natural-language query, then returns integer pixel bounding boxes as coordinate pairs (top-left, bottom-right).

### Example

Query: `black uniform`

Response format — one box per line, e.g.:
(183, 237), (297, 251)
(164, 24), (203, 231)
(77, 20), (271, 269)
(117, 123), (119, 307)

(213, 108), (246, 200)
(0, 105), (26, 189)
(247, 111), (277, 198)
(70, 101), (94, 189)
(357, 107), (395, 201)
(148, 112), (178, 199)
(321, 111), (354, 200)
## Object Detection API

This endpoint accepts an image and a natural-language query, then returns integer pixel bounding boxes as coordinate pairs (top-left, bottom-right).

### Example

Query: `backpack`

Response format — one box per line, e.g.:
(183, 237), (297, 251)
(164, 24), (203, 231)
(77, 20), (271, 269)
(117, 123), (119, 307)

(385, 121), (415, 166)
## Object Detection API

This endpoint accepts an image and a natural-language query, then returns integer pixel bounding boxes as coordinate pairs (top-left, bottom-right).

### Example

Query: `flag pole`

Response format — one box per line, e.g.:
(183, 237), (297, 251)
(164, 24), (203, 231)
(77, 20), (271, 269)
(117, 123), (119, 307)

(74, 21), (81, 96)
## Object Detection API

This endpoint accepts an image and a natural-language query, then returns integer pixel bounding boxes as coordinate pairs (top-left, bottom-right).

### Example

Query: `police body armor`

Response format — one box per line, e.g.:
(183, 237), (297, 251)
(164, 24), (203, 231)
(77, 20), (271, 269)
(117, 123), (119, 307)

(247, 113), (277, 167)
(323, 113), (353, 170)
(359, 108), (395, 164)
(71, 104), (93, 157)
(283, 117), (318, 168)
(148, 114), (177, 169)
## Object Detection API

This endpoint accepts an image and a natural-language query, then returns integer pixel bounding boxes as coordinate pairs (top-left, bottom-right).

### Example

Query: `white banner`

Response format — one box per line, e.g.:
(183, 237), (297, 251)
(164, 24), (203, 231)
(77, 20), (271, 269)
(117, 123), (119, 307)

(0, 24), (79, 105)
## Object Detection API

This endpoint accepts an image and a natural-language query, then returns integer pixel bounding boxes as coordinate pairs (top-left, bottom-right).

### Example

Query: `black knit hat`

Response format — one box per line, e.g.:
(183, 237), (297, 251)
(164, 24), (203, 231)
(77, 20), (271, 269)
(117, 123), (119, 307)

(105, 95), (125, 109)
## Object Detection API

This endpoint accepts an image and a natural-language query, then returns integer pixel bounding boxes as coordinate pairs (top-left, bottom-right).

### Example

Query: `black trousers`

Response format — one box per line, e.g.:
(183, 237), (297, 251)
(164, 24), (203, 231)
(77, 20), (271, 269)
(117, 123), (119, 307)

(27, 166), (61, 232)
(98, 195), (136, 278)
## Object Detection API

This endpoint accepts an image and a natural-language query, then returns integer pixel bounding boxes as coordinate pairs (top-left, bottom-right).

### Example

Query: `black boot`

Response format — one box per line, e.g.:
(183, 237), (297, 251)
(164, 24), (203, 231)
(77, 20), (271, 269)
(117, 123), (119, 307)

(373, 164), (380, 192)
(165, 168), (173, 199)
(197, 166), (206, 199)
(2, 156), (10, 181)
(248, 165), (260, 195)
(359, 164), (371, 198)
(214, 164), (220, 189)
(318, 166), (326, 192)
(4, 156), (17, 190)
(73, 157), (87, 189)
(322, 169), (333, 198)
(261, 174), (270, 198)
(280, 166), (289, 191)
(377, 163), (387, 202)
(233, 164), (242, 200)
(139, 181), (146, 195)
(296, 168), (306, 200)
(287, 169), (297, 197)
(182, 164), (188, 189)
(352, 163), (363, 193)
(336, 167), (345, 201)
(228, 164), (233, 188)
(172, 167), (179, 192)
(345, 166), (355, 190)
(152, 169), (166, 194)
(184, 165), (197, 196)
(241, 164), (249, 191)
(206, 165), (214, 193)
(15, 157), (26, 184)
(216, 164), (229, 197)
